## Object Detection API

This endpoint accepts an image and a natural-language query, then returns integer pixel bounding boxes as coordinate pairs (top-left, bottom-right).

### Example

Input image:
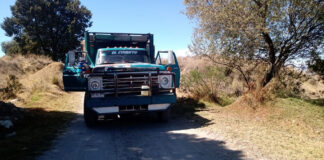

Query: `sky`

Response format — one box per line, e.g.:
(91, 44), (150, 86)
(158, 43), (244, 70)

(0, 0), (194, 57)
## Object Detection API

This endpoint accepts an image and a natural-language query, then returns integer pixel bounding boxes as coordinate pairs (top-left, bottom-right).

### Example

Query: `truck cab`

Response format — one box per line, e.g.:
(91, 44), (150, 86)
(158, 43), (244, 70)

(63, 32), (180, 126)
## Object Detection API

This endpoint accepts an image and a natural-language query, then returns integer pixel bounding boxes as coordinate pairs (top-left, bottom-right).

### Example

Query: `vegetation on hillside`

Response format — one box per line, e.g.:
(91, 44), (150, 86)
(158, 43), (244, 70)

(308, 51), (324, 77)
(0, 54), (52, 100)
(184, 0), (324, 89)
(0, 55), (81, 160)
(179, 56), (324, 107)
(0, 75), (22, 100)
(0, 1), (323, 159)
(180, 64), (236, 105)
(1, 0), (92, 60)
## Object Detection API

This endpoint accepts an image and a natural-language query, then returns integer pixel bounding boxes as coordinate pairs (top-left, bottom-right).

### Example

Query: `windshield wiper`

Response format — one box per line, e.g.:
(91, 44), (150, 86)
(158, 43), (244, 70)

(101, 62), (115, 64)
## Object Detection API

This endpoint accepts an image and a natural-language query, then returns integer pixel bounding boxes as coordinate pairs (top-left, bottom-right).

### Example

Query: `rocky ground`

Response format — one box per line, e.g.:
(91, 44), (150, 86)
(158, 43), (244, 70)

(0, 101), (24, 139)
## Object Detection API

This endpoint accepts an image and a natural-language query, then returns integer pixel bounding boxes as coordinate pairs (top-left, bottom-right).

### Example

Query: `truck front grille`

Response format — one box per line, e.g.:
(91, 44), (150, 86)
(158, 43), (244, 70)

(101, 72), (159, 96)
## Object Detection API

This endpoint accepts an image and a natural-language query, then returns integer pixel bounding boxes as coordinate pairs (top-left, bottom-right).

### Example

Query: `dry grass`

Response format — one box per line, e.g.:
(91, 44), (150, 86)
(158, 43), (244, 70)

(0, 54), (64, 103)
(0, 75), (23, 100)
(184, 97), (324, 160)
(177, 55), (324, 159)
(0, 54), (82, 160)
(18, 62), (65, 104)
(178, 56), (244, 106)
(301, 75), (324, 99)
(179, 56), (324, 102)
(177, 56), (214, 74)
(0, 54), (52, 88)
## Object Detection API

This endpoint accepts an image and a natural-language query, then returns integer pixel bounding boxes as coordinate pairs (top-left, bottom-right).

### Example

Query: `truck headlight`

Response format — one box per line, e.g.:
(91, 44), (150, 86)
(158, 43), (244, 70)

(158, 75), (172, 88)
(88, 77), (102, 91)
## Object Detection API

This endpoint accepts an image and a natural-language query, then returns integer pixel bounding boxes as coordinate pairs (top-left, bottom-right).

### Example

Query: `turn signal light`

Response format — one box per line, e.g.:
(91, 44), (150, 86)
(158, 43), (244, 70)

(167, 67), (172, 72)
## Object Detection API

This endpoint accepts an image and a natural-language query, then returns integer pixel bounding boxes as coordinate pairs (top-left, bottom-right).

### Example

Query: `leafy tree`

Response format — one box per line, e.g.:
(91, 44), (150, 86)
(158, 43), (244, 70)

(1, 40), (21, 55)
(308, 51), (324, 76)
(184, 0), (324, 88)
(1, 0), (92, 61)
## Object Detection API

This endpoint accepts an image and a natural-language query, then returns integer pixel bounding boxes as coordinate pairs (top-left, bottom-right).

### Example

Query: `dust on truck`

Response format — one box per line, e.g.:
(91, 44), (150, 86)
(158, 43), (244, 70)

(62, 32), (180, 126)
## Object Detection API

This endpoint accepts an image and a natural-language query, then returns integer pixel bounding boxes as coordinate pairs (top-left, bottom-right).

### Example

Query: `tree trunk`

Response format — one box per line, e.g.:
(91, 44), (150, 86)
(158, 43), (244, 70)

(262, 64), (278, 87)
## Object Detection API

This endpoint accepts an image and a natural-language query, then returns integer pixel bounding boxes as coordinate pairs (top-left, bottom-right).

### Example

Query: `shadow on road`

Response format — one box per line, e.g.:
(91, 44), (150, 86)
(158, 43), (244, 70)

(172, 97), (213, 126)
(39, 109), (245, 160)
(0, 107), (77, 160)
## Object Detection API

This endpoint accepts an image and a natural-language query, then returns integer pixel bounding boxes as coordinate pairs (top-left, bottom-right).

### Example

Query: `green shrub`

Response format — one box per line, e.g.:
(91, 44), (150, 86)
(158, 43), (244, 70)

(180, 66), (233, 105)
(218, 95), (235, 106)
(304, 98), (324, 106)
(1, 40), (21, 55)
(270, 70), (305, 98)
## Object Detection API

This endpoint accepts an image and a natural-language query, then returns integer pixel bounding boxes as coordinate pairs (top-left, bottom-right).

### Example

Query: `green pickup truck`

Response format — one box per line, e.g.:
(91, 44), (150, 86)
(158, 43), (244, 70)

(63, 32), (180, 126)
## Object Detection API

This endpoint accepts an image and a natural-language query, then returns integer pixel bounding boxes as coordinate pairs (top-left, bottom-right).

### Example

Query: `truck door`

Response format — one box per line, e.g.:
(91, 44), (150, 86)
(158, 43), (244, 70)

(62, 51), (87, 91)
(155, 50), (180, 87)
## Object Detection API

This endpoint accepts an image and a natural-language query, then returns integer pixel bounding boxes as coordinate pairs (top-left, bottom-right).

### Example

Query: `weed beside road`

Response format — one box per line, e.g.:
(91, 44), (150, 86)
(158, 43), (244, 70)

(0, 55), (83, 160)
(0, 91), (83, 160)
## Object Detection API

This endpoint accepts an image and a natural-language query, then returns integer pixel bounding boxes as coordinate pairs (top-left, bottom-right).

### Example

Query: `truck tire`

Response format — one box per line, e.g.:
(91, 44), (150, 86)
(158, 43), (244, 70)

(158, 108), (170, 122)
(84, 93), (97, 127)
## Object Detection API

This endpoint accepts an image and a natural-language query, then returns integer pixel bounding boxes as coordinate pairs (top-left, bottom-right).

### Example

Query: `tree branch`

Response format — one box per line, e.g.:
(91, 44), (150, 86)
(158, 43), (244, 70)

(262, 32), (276, 64)
(203, 53), (252, 90)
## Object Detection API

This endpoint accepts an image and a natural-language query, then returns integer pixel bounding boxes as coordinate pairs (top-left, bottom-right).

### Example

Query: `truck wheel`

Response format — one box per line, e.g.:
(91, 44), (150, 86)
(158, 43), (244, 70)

(84, 107), (97, 127)
(158, 109), (170, 122)
(84, 93), (97, 127)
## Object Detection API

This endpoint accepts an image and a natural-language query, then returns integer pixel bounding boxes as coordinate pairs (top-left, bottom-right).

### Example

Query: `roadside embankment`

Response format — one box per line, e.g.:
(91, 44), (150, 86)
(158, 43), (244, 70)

(0, 55), (83, 160)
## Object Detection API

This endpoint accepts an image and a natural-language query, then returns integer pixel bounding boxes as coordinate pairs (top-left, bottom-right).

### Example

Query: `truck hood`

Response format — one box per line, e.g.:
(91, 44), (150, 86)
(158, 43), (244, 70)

(92, 63), (166, 73)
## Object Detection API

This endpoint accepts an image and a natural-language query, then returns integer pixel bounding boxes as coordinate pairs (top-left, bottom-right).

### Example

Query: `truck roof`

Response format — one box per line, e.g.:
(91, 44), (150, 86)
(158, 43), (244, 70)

(84, 31), (155, 66)
(98, 48), (146, 52)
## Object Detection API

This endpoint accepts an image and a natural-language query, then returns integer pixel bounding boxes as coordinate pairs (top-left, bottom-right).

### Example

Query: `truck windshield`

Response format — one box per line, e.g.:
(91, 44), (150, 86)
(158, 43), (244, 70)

(97, 50), (149, 64)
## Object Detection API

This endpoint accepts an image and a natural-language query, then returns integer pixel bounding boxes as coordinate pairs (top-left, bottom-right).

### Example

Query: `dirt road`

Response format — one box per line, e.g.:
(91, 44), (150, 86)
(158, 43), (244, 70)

(36, 93), (324, 160)
(37, 103), (244, 160)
